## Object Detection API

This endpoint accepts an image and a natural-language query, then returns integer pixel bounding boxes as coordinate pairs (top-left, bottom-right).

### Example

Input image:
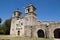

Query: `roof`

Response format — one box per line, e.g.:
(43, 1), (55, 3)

(25, 3), (36, 9)
(14, 8), (22, 14)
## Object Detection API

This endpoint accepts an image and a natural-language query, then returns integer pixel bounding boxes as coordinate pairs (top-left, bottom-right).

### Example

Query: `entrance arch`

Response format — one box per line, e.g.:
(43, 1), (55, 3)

(54, 29), (60, 38)
(18, 31), (20, 35)
(37, 30), (44, 38)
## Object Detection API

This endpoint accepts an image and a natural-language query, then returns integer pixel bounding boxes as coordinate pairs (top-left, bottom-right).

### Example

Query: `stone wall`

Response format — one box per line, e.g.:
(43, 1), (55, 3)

(48, 22), (60, 38)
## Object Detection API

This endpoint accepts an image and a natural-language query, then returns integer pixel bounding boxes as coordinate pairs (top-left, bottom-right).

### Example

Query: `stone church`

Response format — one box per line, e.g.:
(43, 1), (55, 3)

(10, 3), (60, 38)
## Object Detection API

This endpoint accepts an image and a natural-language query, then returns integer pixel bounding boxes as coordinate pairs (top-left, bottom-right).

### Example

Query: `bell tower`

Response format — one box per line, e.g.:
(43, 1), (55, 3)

(24, 3), (37, 37)
(12, 9), (22, 20)
(25, 3), (36, 16)
(25, 3), (37, 25)
(10, 9), (22, 35)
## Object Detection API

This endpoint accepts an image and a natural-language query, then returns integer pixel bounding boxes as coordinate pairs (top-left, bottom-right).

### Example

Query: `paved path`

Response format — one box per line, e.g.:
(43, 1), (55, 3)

(54, 39), (60, 40)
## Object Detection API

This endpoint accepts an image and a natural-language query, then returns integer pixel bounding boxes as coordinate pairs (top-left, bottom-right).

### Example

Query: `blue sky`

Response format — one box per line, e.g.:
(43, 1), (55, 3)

(0, 0), (60, 23)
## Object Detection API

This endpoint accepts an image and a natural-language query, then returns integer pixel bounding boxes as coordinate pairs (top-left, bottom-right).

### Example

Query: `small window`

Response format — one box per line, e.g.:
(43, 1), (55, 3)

(46, 26), (48, 27)
(16, 24), (18, 26)
(21, 23), (23, 25)
(12, 29), (14, 31)
(31, 26), (32, 28)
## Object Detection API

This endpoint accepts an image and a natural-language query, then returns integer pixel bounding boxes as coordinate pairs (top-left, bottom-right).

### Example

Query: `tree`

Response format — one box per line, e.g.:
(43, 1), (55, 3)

(3, 19), (11, 35)
(0, 18), (2, 23)
(0, 19), (11, 35)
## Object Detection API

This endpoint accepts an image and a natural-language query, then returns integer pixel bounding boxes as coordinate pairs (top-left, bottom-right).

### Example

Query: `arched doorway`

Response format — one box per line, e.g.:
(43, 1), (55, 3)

(37, 30), (44, 38)
(54, 29), (60, 38)
(18, 31), (20, 35)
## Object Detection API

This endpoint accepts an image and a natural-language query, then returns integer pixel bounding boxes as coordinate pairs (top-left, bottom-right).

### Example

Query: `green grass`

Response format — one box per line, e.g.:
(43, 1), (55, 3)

(0, 35), (53, 40)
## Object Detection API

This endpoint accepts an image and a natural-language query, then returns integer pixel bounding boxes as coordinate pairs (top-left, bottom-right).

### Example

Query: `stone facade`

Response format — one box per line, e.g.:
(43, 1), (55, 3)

(10, 4), (60, 38)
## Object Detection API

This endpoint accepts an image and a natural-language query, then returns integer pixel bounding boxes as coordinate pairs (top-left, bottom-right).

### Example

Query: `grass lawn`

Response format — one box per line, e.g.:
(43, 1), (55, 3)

(0, 35), (54, 40)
